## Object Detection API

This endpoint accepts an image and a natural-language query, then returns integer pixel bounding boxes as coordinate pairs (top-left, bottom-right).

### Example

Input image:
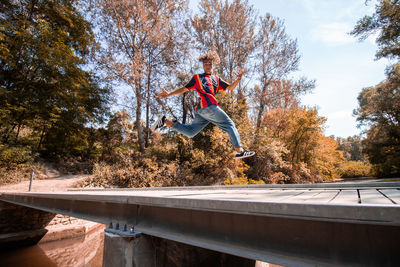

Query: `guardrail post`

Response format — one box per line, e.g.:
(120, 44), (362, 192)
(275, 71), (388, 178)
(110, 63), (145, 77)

(28, 170), (34, 192)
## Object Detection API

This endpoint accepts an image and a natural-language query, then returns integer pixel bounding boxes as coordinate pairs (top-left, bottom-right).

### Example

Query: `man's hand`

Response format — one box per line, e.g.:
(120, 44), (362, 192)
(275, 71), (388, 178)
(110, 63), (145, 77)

(156, 86), (189, 98)
(226, 69), (247, 92)
(156, 88), (170, 99)
(236, 69), (246, 80)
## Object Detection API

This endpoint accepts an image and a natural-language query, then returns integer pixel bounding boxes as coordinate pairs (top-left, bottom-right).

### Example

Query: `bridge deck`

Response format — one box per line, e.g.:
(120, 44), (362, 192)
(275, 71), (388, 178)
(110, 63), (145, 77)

(73, 185), (399, 205)
(1, 182), (400, 266)
(63, 182), (400, 225)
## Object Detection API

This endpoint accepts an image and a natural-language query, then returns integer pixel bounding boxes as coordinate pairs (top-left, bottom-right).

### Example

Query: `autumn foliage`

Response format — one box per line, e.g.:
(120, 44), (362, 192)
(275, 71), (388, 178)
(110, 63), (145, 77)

(1, 0), (376, 186)
(351, 0), (400, 177)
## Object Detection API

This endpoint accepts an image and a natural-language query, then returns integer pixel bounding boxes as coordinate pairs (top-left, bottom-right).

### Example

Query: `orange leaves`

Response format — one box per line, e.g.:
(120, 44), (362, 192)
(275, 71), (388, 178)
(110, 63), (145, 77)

(255, 106), (344, 181)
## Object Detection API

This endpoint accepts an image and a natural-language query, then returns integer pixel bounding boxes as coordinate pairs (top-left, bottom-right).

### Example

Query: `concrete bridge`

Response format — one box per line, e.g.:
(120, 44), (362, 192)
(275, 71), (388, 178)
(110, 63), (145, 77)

(1, 182), (400, 266)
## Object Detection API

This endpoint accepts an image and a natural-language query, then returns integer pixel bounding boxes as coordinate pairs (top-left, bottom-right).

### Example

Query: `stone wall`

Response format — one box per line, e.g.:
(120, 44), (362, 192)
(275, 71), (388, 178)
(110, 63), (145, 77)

(0, 200), (83, 249)
(0, 201), (55, 234)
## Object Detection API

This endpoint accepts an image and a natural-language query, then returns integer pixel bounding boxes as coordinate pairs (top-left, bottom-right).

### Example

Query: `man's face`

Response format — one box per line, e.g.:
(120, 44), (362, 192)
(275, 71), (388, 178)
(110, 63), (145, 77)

(203, 59), (214, 74)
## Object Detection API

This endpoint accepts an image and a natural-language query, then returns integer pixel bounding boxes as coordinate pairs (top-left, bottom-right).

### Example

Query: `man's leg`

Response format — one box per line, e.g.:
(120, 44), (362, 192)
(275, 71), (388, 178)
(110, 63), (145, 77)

(168, 113), (209, 138)
(200, 105), (242, 149)
(204, 106), (255, 158)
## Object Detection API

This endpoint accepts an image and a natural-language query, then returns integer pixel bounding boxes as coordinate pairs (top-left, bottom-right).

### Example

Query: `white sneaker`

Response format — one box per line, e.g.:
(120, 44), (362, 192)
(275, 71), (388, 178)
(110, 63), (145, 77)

(235, 149), (255, 159)
(151, 115), (166, 131)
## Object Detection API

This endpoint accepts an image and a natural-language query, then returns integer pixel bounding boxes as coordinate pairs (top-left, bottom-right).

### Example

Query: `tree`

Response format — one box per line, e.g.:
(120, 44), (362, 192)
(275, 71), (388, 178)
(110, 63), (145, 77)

(90, 0), (186, 152)
(310, 135), (344, 180)
(188, 0), (257, 152)
(245, 106), (345, 183)
(0, 0), (109, 153)
(279, 107), (326, 166)
(354, 66), (400, 176)
(351, 0), (400, 60)
(351, 0), (400, 176)
(156, 18), (198, 126)
(255, 107), (344, 182)
(336, 135), (366, 161)
(191, 0), (257, 84)
(252, 14), (314, 131)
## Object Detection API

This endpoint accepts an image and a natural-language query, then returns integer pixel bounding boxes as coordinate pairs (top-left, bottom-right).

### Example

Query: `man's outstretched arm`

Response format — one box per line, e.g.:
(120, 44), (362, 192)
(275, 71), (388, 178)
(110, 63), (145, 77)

(156, 87), (189, 99)
(226, 69), (246, 91)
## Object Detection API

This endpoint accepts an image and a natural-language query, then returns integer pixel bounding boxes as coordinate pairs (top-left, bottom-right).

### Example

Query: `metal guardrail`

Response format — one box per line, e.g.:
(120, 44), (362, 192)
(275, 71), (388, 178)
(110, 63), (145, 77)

(1, 184), (399, 266)
(68, 181), (400, 190)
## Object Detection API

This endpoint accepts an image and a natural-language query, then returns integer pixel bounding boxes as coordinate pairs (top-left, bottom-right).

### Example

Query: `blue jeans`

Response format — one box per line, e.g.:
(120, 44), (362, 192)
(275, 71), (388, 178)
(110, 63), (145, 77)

(171, 105), (242, 148)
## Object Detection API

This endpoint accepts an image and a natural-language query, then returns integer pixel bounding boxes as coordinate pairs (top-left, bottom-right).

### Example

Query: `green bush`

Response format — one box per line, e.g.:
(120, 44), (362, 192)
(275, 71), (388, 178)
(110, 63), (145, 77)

(338, 161), (372, 178)
(0, 144), (37, 169)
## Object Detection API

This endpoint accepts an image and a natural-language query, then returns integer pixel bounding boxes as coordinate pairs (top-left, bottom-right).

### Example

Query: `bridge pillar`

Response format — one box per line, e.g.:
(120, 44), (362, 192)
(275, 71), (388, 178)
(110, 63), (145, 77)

(102, 224), (256, 267)
(102, 232), (155, 267)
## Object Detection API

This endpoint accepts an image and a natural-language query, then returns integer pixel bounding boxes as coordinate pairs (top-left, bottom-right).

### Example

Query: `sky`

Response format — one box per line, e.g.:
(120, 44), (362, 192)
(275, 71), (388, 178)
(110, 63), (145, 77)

(189, 0), (389, 138)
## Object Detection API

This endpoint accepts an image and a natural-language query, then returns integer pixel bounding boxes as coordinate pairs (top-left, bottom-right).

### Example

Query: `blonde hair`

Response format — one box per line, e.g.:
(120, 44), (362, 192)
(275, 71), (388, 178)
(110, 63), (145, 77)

(198, 51), (220, 65)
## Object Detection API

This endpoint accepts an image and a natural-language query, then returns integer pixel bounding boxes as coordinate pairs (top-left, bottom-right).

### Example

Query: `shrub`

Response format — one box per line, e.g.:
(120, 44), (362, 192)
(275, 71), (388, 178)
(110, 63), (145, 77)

(0, 162), (46, 186)
(84, 158), (179, 188)
(0, 144), (37, 169)
(50, 156), (94, 174)
(338, 161), (372, 178)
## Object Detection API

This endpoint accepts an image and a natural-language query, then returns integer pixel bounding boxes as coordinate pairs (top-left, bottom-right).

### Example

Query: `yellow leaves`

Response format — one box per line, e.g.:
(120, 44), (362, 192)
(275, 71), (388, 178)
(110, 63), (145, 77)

(224, 160), (250, 185)
(338, 161), (372, 178)
(311, 135), (345, 180)
(248, 179), (265, 185)
(262, 107), (325, 146)
(225, 176), (247, 185)
(256, 106), (346, 181)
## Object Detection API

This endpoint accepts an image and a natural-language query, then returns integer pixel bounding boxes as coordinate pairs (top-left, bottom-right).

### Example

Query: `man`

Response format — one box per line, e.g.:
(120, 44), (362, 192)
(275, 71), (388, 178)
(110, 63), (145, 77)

(153, 51), (255, 159)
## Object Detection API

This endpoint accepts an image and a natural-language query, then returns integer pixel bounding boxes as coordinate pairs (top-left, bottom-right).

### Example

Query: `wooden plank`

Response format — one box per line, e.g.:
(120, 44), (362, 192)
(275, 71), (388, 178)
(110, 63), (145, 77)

(329, 189), (359, 204)
(256, 190), (308, 202)
(168, 189), (304, 202)
(379, 189), (400, 204)
(208, 189), (307, 202)
(224, 190), (306, 202)
(284, 190), (324, 202)
(304, 190), (340, 204)
(359, 189), (394, 205)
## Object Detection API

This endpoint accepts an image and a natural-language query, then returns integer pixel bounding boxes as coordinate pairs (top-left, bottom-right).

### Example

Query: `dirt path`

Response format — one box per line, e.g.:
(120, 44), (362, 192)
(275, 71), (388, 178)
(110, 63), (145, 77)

(0, 161), (93, 192)
(0, 174), (90, 192)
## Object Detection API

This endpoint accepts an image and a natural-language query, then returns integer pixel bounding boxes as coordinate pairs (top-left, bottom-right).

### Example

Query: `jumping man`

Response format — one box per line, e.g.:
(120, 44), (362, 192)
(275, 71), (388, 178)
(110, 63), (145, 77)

(152, 51), (255, 159)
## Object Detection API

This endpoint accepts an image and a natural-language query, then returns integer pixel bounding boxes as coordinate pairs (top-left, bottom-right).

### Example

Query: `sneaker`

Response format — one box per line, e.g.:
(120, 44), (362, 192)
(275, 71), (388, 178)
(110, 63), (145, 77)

(151, 115), (166, 131)
(235, 149), (255, 159)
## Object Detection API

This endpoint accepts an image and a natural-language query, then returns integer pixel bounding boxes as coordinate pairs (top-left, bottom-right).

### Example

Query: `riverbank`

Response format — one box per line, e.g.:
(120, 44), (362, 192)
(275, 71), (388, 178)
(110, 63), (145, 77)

(0, 219), (105, 267)
(41, 216), (104, 244)
(0, 171), (106, 266)
(0, 169), (104, 247)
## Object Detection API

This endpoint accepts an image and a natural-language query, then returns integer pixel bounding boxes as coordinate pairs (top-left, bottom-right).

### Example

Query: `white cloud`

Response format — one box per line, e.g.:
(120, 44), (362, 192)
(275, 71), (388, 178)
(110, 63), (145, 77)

(311, 22), (356, 46)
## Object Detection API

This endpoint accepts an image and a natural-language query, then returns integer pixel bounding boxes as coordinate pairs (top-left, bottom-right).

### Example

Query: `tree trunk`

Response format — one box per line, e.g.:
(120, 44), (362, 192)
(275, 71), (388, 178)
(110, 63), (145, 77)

(145, 62), (152, 148)
(255, 102), (265, 131)
(37, 125), (46, 151)
(182, 92), (187, 124)
(135, 83), (145, 153)
(15, 121), (23, 143)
